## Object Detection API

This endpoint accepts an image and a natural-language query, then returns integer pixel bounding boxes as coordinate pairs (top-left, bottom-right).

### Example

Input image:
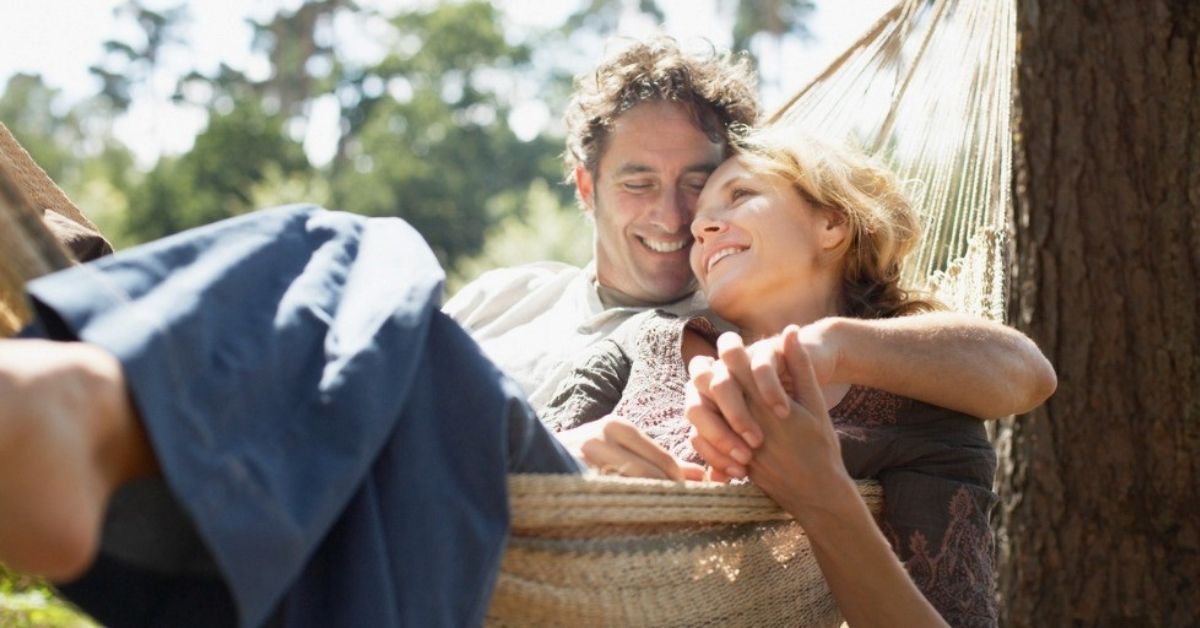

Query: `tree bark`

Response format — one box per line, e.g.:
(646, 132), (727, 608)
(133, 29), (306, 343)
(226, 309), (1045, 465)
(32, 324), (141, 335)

(997, 1), (1200, 625)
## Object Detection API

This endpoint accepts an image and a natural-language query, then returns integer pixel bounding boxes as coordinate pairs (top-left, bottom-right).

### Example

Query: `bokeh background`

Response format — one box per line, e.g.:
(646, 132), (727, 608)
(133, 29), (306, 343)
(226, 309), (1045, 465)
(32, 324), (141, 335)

(0, 0), (888, 292)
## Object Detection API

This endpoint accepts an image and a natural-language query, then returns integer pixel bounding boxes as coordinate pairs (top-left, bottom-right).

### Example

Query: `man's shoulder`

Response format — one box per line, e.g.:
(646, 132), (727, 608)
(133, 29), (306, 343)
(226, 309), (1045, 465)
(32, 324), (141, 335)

(470, 261), (582, 288)
(450, 261), (583, 300)
(444, 261), (588, 326)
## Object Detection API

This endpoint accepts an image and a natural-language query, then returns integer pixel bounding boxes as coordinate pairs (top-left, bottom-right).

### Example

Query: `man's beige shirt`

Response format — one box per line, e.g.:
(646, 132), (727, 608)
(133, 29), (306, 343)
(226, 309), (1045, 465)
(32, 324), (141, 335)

(444, 261), (704, 413)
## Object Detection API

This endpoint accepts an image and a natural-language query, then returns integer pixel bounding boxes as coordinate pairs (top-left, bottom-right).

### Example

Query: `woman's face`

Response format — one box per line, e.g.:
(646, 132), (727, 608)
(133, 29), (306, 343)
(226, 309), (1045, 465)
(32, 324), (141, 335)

(689, 158), (847, 326)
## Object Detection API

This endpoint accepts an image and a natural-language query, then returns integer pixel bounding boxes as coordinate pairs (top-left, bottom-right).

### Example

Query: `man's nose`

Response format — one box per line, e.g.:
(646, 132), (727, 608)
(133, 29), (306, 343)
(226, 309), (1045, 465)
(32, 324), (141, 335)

(648, 187), (690, 233)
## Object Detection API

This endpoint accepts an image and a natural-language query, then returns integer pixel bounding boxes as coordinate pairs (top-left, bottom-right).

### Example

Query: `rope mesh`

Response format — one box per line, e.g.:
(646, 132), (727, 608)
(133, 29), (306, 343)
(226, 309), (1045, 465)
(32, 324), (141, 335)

(770, 0), (1015, 321)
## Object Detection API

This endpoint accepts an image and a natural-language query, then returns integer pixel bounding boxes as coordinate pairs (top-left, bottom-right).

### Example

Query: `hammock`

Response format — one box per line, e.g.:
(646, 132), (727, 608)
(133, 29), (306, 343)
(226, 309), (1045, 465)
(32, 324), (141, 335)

(0, 0), (1015, 625)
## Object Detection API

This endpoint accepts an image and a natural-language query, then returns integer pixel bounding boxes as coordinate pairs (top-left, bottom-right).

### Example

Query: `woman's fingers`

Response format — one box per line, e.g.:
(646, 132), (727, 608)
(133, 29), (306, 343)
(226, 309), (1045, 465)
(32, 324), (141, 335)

(711, 333), (764, 447)
(689, 427), (746, 479)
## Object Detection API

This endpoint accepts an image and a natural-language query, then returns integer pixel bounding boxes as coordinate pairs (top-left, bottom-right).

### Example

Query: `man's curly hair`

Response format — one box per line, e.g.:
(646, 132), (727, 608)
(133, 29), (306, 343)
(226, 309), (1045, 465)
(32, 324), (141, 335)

(563, 36), (759, 184)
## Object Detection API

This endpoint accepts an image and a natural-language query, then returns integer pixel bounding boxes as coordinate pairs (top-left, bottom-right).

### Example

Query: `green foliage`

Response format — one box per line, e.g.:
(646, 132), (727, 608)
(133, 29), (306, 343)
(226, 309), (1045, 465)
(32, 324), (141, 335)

(329, 0), (565, 268)
(332, 89), (564, 265)
(0, 74), (82, 184)
(450, 178), (593, 293)
(121, 98), (309, 243)
(0, 565), (96, 627)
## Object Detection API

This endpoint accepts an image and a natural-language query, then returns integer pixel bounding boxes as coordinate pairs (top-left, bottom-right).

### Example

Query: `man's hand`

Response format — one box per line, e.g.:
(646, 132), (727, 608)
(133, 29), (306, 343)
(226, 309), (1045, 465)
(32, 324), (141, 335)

(685, 324), (842, 477)
(556, 416), (706, 482)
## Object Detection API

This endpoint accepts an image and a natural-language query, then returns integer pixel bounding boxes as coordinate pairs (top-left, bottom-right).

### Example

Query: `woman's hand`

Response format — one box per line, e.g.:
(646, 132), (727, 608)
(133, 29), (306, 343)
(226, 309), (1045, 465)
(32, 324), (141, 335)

(685, 324), (841, 479)
(556, 416), (706, 482)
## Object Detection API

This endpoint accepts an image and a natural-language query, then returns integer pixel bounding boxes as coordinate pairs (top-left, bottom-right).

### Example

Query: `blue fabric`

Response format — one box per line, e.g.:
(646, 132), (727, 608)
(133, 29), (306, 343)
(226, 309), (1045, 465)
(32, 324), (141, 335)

(22, 205), (580, 627)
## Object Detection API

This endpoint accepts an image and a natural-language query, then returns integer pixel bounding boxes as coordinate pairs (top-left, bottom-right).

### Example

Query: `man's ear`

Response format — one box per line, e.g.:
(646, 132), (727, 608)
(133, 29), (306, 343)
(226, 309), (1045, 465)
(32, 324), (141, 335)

(574, 165), (595, 211)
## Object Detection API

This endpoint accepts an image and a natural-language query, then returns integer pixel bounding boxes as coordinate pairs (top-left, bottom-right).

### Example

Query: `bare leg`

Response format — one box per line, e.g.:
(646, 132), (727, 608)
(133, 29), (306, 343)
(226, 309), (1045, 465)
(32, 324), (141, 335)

(0, 339), (156, 582)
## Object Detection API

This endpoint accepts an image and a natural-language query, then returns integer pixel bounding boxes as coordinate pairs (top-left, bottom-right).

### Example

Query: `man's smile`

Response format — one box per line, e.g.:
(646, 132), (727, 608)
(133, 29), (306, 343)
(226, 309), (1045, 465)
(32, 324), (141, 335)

(638, 236), (691, 253)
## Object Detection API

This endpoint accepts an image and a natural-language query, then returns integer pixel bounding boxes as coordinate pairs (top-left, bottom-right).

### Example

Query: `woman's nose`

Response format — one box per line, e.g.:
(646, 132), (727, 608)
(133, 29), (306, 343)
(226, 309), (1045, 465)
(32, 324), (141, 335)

(690, 215), (728, 243)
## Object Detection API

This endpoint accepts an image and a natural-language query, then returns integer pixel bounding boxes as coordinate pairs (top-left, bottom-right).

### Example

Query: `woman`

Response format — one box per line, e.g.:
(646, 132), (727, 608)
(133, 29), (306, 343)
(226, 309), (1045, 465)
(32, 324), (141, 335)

(545, 131), (997, 627)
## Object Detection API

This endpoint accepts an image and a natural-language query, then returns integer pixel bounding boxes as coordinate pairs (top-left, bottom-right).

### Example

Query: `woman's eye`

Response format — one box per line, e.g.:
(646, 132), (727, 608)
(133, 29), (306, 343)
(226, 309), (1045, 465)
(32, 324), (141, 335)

(730, 187), (753, 201)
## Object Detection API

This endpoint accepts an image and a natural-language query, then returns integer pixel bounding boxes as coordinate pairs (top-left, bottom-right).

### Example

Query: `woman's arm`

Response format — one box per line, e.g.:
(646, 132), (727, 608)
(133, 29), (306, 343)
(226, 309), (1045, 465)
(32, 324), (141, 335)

(781, 481), (950, 628)
(692, 331), (949, 626)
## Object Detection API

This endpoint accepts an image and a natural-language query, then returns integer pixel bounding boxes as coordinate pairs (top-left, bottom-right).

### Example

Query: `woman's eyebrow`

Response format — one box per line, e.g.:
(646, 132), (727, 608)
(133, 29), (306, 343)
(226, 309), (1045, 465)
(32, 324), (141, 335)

(713, 173), (749, 193)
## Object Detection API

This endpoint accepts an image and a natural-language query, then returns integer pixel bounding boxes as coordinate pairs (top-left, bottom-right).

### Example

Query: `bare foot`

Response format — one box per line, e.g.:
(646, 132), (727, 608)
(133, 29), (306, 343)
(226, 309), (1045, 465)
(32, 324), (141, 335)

(0, 339), (156, 581)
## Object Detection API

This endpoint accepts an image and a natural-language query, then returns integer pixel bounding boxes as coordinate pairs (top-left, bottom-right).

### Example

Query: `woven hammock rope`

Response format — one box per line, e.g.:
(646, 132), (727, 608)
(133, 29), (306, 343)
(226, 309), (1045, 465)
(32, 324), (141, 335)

(0, 0), (1016, 625)
(493, 476), (882, 628)
(771, 0), (1015, 322)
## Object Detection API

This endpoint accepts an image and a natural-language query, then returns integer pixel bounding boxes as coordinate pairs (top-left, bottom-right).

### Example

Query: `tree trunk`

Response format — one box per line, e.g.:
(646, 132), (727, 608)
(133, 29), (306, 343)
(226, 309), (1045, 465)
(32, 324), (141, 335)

(997, 1), (1200, 625)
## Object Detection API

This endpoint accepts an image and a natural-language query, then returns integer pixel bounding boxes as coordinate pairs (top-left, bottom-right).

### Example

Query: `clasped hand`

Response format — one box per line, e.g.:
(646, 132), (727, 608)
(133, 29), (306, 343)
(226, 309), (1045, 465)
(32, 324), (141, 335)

(685, 325), (851, 516)
(557, 321), (851, 501)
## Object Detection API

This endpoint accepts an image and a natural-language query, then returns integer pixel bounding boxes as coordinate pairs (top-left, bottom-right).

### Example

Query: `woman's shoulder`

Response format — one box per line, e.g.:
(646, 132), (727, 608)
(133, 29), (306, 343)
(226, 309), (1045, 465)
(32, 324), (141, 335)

(610, 309), (719, 358)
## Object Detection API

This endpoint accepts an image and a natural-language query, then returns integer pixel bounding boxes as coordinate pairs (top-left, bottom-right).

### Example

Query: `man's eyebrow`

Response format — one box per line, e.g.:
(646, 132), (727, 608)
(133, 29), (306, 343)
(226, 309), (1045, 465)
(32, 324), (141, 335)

(614, 163), (656, 176)
(613, 162), (723, 176)
(684, 161), (722, 176)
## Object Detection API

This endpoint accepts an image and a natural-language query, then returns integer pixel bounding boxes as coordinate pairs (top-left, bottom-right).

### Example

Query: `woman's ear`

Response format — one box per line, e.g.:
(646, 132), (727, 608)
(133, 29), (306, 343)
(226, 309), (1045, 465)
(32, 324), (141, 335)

(819, 209), (849, 251)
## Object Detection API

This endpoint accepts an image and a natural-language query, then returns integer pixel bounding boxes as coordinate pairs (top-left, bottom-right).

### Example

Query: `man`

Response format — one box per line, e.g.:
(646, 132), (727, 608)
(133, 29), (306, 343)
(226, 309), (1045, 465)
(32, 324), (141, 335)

(445, 37), (757, 411)
(0, 36), (1053, 628)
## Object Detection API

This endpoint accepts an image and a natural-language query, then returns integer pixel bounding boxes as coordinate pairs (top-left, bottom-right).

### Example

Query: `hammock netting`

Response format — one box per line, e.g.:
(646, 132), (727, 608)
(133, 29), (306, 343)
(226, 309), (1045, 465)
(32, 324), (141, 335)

(0, 0), (1014, 625)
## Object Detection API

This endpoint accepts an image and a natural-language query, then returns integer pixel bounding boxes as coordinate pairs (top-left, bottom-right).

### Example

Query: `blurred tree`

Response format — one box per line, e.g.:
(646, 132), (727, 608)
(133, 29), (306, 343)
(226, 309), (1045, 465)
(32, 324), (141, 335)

(329, 0), (566, 266)
(0, 74), (82, 184)
(562, 0), (664, 35)
(122, 98), (309, 242)
(723, 0), (815, 98)
(449, 178), (592, 294)
(726, 0), (814, 54)
(247, 0), (356, 118)
(89, 1), (189, 113)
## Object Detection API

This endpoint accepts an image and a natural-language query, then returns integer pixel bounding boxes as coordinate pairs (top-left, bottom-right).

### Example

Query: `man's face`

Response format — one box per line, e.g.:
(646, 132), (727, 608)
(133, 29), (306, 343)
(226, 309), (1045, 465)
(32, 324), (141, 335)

(576, 101), (725, 304)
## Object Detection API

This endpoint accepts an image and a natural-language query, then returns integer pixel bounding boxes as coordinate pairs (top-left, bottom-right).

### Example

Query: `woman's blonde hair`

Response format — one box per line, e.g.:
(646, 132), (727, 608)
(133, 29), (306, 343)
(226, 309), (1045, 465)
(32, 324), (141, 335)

(733, 128), (940, 319)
